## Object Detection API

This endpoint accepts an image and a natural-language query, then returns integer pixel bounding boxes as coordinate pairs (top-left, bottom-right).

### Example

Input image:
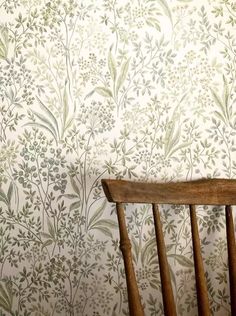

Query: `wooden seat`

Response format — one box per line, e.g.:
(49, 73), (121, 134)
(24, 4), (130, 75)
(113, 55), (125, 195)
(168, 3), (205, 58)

(101, 179), (236, 316)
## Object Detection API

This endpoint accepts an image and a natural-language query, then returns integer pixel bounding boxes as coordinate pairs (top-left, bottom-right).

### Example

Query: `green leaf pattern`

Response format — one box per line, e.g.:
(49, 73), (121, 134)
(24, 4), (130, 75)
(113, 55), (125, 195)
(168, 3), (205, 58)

(0, 0), (235, 315)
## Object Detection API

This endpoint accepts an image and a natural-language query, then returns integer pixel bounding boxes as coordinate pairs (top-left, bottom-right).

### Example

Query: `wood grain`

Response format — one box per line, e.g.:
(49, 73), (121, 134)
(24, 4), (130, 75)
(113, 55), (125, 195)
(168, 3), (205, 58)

(116, 203), (144, 316)
(102, 178), (236, 316)
(102, 178), (236, 205)
(189, 205), (211, 316)
(153, 204), (177, 316)
(225, 205), (236, 315)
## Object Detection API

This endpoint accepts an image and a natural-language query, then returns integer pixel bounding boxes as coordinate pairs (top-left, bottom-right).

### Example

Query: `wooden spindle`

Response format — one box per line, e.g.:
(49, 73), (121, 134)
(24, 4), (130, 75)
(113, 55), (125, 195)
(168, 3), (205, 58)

(116, 203), (144, 316)
(225, 205), (236, 315)
(152, 204), (177, 316)
(189, 205), (210, 316)
(101, 179), (236, 315)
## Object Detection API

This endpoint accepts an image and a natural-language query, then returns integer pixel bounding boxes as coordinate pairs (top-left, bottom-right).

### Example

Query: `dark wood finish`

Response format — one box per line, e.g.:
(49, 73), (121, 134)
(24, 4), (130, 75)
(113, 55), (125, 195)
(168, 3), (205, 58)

(101, 179), (236, 316)
(189, 205), (210, 316)
(152, 204), (177, 316)
(102, 178), (236, 205)
(116, 203), (144, 316)
(225, 205), (236, 315)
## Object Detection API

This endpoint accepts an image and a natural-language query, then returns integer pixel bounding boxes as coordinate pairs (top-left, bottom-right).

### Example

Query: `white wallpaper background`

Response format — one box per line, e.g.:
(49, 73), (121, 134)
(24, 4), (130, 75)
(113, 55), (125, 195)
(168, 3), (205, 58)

(0, 0), (236, 315)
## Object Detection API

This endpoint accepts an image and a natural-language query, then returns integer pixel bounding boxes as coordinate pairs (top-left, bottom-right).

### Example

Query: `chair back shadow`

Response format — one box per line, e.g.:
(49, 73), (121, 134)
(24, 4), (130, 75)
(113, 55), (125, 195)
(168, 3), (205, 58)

(101, 178), (236, 316)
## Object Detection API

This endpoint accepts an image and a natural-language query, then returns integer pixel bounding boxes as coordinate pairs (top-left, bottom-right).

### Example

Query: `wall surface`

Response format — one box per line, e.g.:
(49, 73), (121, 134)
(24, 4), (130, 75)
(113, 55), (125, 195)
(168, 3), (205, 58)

(0, 0), (236, 315)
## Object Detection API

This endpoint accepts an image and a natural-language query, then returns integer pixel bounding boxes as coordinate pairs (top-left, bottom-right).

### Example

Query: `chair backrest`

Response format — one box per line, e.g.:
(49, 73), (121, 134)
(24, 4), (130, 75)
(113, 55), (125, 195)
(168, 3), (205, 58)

(101, 179), (236, 316)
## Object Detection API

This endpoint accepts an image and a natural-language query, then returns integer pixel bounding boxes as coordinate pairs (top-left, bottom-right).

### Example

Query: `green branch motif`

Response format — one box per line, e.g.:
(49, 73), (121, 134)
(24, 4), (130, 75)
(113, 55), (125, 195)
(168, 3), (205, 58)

(0, 282), (13, 315)
(87, 48), (130, 115)
(0, 26), (9, 61)
(156, 0), (173, 27)
(210, 75), (232, 127)
(87, 199), (118, 238)
(164, 94), (191, 158)
(0, 182), (13, 207)
(25, 88), (75, 144)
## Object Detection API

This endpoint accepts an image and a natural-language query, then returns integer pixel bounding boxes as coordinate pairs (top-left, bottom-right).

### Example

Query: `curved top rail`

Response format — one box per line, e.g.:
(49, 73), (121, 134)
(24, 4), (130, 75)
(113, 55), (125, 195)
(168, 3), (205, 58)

(102, 178), (236, 205)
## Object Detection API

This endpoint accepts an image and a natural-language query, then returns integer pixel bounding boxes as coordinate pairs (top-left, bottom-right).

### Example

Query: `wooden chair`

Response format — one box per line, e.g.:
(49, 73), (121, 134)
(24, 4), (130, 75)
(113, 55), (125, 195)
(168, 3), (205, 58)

(101, 179), (236, 316)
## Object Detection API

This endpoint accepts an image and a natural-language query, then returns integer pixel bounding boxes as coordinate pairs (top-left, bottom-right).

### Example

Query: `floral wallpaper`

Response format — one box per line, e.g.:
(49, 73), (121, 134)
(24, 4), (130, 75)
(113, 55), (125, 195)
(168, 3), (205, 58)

(0, 0), (236, 315)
